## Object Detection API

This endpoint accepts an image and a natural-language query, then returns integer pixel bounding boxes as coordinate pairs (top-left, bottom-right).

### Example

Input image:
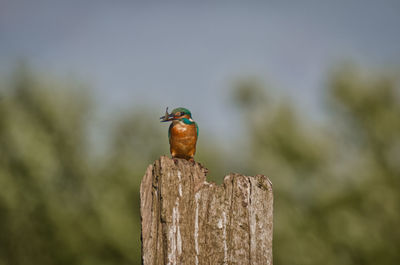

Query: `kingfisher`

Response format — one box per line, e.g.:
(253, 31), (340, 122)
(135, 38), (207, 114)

(160, 107), (198, 161)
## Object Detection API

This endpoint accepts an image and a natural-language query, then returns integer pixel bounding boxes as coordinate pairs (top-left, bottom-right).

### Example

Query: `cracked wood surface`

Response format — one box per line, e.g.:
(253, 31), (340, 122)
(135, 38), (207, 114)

(140, 156), (273, 265)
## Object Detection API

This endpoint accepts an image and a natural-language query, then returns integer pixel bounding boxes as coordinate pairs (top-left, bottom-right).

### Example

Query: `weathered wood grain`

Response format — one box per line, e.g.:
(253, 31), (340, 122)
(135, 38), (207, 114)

(140, 156), (273, 265)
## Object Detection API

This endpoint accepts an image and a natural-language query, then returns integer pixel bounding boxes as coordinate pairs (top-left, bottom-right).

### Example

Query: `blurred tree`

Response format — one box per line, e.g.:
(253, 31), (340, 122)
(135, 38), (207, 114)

(232, 65), (400, 265)
(0, 65), (98, 265)
(0, 65), (146, 265)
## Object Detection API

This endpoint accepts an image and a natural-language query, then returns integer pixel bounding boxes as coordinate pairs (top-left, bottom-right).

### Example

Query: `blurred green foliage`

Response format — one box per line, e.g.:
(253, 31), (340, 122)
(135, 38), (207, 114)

(233, 65), (400, 265)
(0, 63), (399, 265)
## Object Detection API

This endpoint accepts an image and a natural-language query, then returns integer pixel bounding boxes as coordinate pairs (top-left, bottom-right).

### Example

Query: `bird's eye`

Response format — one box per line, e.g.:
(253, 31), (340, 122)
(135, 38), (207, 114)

(180, 112), (185, 116)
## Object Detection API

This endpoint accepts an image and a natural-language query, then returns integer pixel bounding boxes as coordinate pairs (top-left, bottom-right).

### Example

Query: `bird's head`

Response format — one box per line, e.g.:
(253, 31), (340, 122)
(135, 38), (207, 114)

(160, 107), (192, 122)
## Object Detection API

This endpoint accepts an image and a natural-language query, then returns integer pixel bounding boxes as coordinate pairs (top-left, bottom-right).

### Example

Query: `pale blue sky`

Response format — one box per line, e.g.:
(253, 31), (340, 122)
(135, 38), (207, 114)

(1, 0), (400, 141)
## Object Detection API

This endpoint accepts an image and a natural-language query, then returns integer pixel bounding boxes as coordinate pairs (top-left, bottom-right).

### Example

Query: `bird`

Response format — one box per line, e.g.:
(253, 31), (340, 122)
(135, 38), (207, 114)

(160, 107), (198, 161)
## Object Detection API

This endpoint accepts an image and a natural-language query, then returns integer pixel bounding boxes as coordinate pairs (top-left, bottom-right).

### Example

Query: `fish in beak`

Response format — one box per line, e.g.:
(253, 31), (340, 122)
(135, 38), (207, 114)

(160, 107), (174, 122)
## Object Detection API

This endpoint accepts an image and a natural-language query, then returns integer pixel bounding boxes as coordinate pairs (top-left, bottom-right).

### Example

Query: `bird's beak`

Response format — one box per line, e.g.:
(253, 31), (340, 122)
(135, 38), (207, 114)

(160, 113), (175, 122)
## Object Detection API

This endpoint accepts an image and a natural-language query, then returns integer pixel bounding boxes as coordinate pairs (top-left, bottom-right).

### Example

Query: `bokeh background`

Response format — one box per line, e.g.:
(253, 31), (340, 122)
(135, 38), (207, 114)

(1, 1), (400, 265)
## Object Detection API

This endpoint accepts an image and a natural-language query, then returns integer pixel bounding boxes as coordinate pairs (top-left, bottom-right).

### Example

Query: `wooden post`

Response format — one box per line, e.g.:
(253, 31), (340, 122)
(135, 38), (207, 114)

(140, 156), (273, 265)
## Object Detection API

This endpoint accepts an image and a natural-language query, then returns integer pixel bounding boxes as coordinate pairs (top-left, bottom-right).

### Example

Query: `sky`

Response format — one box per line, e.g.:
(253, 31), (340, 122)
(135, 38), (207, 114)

(1, 0), (400, 141)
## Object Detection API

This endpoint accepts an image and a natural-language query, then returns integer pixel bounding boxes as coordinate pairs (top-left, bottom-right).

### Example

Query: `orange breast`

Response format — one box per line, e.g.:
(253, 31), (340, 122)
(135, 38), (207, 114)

(169, 122), (197, 159)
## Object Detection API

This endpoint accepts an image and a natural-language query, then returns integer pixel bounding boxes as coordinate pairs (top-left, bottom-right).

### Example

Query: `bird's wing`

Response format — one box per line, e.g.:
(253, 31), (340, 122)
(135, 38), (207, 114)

(168, 122), (173, 139)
